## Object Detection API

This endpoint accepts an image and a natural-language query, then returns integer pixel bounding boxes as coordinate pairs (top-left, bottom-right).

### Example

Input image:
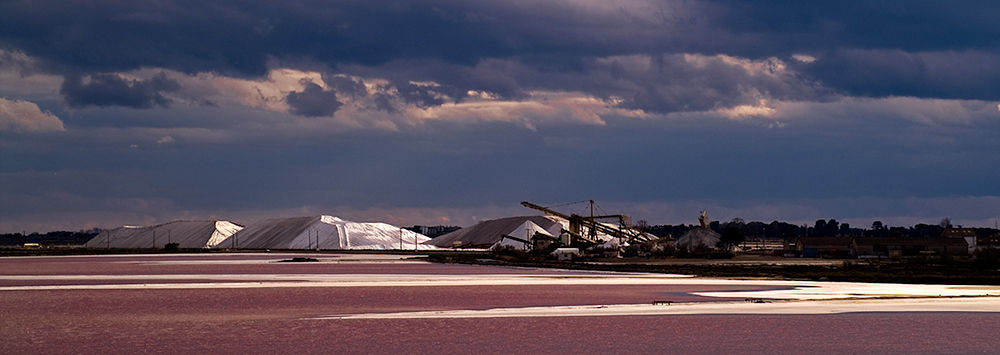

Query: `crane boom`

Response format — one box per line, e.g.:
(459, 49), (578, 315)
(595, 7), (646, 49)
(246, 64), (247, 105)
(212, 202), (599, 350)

(521, 201), (646, 246)
(521, 201), (571, 220)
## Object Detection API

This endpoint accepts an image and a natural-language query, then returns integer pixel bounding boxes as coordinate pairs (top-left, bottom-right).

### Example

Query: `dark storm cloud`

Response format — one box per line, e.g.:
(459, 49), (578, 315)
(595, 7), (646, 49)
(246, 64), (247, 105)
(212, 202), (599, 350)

(395, 83), (447, 108)
(0, 0), (530, 77)
(575, 54), (833, 112)
(704, 0), (1000, 52)
(5, 0), (1000, 110)
(286, 82), (341, 117)
(804, 50), (1000, 100)
(61, 72), (181, 109)
(350, 54), (831, 115)
(324, 76), (367, 97)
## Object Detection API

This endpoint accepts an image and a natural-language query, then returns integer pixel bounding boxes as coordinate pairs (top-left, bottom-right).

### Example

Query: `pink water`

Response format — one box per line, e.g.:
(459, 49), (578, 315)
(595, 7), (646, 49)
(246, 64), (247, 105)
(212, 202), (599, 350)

(2, 254), (998, 354)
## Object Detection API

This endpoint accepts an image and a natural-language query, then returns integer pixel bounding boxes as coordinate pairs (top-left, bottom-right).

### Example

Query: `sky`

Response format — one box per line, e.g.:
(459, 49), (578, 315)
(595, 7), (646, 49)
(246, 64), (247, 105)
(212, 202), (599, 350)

(2, 0), (1000, 233)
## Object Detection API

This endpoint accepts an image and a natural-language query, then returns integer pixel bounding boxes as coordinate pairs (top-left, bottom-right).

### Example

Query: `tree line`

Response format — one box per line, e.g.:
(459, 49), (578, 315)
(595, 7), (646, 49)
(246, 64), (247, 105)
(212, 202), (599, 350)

(0, 228), (102, 246)
(642, 219), (999, 240)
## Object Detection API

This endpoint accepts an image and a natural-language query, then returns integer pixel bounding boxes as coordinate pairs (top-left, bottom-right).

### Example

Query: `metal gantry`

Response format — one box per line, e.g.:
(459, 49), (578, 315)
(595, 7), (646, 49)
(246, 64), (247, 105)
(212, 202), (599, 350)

(521, 200), (645, 248)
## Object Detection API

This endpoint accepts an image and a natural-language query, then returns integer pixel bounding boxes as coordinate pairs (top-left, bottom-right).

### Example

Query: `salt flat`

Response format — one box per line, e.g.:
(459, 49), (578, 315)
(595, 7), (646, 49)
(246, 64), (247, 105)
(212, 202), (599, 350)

(319, 297), (1000, 319)
(3, 259), (998, 305)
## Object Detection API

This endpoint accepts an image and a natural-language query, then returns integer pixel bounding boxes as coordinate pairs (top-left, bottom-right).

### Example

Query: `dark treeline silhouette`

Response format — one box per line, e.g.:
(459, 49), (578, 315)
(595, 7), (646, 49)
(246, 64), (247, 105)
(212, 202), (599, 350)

(0, 228), (102, 246)
(644, 219), (999, 240)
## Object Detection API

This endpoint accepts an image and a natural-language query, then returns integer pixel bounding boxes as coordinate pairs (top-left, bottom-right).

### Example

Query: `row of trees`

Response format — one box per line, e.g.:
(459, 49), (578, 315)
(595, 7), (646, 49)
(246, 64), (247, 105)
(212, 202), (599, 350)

(0, 228), (102, 246)
(641, 218), (999, 240)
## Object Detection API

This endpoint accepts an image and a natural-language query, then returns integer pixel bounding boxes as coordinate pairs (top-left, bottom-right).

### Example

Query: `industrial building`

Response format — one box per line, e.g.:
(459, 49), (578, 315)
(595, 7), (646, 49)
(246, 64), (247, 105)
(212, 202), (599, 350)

(782, 236), (969, 259)
(852, 237), (968, 259)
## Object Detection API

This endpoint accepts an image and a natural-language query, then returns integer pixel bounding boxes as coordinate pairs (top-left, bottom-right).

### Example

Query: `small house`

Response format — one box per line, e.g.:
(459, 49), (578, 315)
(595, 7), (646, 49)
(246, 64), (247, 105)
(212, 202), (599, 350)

(551, 247), (579, 261)
(941, 228), (978, 255)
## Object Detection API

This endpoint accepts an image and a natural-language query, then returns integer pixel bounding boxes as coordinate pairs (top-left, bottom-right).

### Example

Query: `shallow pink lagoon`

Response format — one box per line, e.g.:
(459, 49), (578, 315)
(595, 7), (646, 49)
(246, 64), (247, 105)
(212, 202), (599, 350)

(1, 254), (998, 354)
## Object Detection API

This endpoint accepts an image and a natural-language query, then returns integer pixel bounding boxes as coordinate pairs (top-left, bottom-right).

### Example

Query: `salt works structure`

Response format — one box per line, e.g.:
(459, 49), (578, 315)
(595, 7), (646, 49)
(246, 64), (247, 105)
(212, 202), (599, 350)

(217, 215), (436, 250)
(85, 220), (243, 249)
(428, 216), (565, 249)
(675, 210), (721, 252)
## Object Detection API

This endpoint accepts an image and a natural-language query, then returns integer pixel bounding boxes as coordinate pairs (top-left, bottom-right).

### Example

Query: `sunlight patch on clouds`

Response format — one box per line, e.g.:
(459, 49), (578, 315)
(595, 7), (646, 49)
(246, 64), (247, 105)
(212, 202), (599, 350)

(409, 81), (440, 87)
(204, 69), (646, 130)
(405, 91), (645, 129)
(0, 50), (63, 97)
(684, 54), (787, 76)
(716, 99), (777, 119)
(0, 98), (64, 133)
(56, 65), (658, 131)
(792, 54), (817, 63)
(467, 90), (501, 100)
(213, 69), (328, 112)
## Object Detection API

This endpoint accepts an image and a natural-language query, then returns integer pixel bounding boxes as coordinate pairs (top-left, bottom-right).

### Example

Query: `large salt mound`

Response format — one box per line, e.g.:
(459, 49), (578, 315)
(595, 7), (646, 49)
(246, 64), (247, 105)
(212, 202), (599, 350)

(429, 216), (565, 249)
(216, 215), (436, 250)
(85, 220), (242, 249)
(675, 227), (721, 252)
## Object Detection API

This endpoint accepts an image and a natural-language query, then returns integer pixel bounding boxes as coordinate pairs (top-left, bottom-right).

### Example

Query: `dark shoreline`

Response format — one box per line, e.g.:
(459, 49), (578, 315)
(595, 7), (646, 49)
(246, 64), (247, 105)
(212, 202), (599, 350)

(426, 254), (1000, 286)
(2, 248), (998, 285)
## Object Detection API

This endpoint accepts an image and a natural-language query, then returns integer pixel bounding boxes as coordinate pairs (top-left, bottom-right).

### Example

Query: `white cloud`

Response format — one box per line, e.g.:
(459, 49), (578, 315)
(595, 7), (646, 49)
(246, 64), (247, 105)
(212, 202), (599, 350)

(684, 54), (787, 76)
(171, 67), (649, 130)
(0, 98), (64, 133)
(212, 69), (329, 112)
(78, 66), (660, 132)
(404, 91), (645, 129)
(716, 99), (777, 119)
(792, 54), (817, 63)
(157, 136), (174, 144)
(0, 50), (63, 97)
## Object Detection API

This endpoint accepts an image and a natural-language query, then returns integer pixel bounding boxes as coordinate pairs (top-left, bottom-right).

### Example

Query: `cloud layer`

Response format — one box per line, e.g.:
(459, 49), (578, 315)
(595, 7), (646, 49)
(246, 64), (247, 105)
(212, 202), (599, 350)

(1, 0), (999, 232)
(0, 98), (64, 132)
